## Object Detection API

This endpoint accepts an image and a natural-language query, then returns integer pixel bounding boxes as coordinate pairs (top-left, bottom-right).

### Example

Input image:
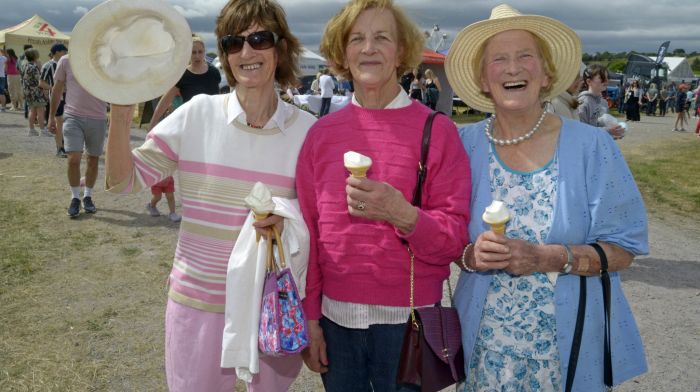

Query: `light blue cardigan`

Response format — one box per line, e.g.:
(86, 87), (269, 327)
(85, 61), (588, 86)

(455, 118), (648, 390)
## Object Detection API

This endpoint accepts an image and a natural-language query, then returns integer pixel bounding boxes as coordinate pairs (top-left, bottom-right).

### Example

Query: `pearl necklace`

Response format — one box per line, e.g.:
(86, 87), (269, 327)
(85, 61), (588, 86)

(485, 110), (547, 146)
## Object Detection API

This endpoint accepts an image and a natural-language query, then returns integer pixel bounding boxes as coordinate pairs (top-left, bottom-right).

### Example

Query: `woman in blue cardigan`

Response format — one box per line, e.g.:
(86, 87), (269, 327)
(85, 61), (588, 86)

(445, 5), (648, 391)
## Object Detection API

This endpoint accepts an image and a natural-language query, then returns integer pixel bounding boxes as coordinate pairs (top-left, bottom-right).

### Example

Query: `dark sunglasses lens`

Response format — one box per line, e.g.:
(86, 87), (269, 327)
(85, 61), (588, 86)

(248, 31), (276, 50)
(221, 35), (244, 54)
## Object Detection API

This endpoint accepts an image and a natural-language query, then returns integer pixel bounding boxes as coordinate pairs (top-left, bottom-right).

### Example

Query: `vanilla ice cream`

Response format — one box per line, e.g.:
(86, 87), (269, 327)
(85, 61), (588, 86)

(482, 200), (510, 234)
(343, 151), (372, 178)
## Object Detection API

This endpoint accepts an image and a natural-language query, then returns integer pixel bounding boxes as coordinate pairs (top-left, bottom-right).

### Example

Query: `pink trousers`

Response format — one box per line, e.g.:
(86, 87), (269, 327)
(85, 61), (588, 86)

(165, 299), (303, 391)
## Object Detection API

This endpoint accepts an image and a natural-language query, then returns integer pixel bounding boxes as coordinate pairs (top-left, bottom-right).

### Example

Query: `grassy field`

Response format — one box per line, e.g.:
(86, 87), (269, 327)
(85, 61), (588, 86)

(621, 138), (700, 216)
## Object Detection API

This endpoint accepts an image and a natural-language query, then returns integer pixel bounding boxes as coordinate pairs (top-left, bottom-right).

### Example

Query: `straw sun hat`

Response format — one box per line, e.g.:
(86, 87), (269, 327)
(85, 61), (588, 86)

(445, 4), (582, 113)
(69, 0), (192, 104)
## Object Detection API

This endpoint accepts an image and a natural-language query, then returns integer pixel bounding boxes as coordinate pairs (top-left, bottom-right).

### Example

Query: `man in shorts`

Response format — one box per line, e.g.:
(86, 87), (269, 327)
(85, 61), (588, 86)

(48, 54), (108, 218)
(40, 43), (68, 156)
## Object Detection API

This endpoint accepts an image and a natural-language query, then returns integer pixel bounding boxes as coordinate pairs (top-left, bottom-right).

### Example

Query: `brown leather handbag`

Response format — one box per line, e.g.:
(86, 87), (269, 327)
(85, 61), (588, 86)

(396, 112), (466, 391)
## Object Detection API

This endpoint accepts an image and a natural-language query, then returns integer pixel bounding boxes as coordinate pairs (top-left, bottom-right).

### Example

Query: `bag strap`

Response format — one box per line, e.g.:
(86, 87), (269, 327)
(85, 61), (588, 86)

(408, 111), (440, 325)
(565, 276), (587, 392)
(590, 242), (613, 389)
(265, 226), (287, 272)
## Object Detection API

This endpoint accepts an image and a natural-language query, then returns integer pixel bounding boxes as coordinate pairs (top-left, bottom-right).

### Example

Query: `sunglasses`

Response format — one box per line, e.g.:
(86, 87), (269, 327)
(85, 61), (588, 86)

(220, 31), (279, 54)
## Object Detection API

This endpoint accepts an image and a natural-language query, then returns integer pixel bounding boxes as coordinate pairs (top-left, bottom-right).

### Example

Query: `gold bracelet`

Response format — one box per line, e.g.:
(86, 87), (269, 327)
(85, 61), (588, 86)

(460, 243), (476, 273)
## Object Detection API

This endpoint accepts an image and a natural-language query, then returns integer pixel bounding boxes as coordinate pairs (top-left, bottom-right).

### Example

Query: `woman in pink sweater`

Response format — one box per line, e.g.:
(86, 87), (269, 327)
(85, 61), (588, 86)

(295, 0), (471, 390)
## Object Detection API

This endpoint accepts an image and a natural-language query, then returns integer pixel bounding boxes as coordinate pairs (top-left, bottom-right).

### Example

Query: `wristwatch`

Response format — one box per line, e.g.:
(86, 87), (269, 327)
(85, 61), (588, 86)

(561, 244), (573, 274)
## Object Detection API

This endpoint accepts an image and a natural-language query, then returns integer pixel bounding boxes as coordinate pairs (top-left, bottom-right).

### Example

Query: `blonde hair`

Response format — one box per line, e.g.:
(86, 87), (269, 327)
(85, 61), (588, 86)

(319, 0), (424, 81)
(424, 69), (435, 80)
(215, 0), (301, 88)
(473, 30), (557, 102)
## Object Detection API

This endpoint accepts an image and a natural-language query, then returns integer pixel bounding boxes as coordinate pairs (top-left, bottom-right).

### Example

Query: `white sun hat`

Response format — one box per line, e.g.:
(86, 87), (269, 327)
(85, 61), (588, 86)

(445, 4), (582, 113)
(69, 0), (193, 104)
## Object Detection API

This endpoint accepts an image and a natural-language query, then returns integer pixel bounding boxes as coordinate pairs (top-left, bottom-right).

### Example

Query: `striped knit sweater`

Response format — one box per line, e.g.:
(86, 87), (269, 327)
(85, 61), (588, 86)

(296, 100), (471, 320)
(110, 92), (316, 312)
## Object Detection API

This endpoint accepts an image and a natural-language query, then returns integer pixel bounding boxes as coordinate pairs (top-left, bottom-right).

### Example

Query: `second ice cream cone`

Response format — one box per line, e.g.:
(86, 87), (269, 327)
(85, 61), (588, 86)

(347, 166), (370, 178)
(490, 222), (507, 235)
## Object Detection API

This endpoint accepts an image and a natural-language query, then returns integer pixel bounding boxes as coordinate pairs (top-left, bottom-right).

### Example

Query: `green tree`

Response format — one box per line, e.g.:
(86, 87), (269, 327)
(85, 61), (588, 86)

(672, 48), (686, 56)
(692, 58), (700, 73)
(608, 59), (627, 73)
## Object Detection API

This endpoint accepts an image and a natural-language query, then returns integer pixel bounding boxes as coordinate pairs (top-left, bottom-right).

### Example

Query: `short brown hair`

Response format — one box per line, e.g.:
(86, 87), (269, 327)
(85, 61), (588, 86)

(215, 0), (301, 88)
(473, 30), (557, 102)
(581, 63), (608, 92)
(319, 0), (424, 81)
(24, 48), (40, 62)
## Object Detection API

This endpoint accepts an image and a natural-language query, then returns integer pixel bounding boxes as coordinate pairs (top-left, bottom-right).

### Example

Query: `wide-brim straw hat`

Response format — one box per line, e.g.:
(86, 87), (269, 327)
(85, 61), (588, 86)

(445, 4), (582, 113)
(70, 0), (192, 104)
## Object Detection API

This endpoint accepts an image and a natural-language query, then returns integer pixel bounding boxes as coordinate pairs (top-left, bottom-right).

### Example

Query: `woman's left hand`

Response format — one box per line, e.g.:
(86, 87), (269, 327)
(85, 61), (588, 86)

(252, 214), (285, 239)
(346, 176), (417, 233)
(501, 238), (541, 276)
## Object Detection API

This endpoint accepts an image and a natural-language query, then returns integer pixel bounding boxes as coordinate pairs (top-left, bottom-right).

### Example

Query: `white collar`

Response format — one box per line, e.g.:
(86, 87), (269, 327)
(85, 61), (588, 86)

(226, 90), (289, 133)
(351, 86), (412, 109)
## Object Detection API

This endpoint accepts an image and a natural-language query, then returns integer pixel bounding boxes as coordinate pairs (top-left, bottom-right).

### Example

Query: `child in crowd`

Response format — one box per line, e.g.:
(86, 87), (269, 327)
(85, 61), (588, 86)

(146, 176), (181, 222)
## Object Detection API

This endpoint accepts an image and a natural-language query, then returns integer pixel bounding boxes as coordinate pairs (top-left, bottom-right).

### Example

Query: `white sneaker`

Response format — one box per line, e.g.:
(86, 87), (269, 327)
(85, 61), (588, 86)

(27, 128), (39, 136)
(168, 212), (181, 222)
(146, 203), (160, 217)
(41, 128), (53, 137)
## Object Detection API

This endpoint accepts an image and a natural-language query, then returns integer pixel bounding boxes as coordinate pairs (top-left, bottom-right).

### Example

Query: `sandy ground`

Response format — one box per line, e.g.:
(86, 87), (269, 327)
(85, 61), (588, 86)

(1, 108), (698, 391)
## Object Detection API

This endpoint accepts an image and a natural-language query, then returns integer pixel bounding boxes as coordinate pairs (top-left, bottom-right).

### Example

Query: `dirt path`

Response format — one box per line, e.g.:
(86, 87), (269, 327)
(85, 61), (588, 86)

(0, 109), (698, 391)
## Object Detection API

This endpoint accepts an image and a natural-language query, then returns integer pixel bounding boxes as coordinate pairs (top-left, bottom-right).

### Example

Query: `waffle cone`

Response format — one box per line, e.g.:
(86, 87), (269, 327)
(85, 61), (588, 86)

(346, 166), (370, 178)
(490, 222), (507, 234)
(254, 213), (270, 242)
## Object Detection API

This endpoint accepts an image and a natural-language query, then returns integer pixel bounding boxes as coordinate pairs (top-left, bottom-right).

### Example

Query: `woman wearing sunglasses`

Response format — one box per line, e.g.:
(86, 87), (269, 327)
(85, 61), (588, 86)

(296, 0), (470, 390)
(104, 0), (316, 391)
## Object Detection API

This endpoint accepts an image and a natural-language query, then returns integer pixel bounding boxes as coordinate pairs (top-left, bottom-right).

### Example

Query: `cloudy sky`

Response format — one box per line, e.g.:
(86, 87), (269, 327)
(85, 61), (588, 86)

(3, 0), (700, 57)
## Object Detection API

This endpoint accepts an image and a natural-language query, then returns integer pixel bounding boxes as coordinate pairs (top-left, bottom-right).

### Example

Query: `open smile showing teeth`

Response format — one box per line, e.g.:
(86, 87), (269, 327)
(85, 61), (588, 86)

(241, 63), (262, 70)
(503, 81), (527, 89)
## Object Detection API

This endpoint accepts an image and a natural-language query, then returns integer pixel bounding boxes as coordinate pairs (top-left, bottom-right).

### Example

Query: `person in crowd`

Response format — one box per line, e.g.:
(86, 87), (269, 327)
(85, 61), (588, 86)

(625, 79), (642, 121)
(105, 0), (316, 390)
(445, 4), (648, 390)
(310, 71), (322, 95)
(659, 84), (669, 117)
(40, 43), (69, 157)
(318, 67), (335, 117)
(408, 66), (424, 101)
(399, 68), (413, 93)
(547, 72), (580, 120)
(18, 44), (33, 119)
(5, 49), (22, 111)
(149, 35), (221, 130)
(645, 82), (658, 116)
(0, 48), (7, 112)
(145, 176), (181, 222)
(21, 48), (48, 136)
(49, 54), (108, 218)
(673, 83), (689, 132)
(296, 0), (471, 390)
(617, 82), (626, 114)
(577, 64), (625, 139)
(423, 68), (441, 110)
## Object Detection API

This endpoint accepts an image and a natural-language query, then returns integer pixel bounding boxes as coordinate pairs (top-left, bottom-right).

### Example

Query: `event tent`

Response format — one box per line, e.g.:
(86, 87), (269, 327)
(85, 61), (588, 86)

(0, 15), (70, 61)
(299, 47), (326, 76)
(420, 48), (453, 114)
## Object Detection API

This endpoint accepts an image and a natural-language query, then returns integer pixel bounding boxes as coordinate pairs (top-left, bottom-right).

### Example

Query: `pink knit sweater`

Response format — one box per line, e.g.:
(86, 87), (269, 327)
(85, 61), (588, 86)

(296, 101), (471, 320)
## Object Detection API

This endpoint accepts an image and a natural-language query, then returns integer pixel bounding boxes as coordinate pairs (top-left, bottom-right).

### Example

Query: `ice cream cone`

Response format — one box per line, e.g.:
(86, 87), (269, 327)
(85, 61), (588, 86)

(489, 221), (508, 235)
(346, 166), (371, 178)
(482, 200), (510, 235)
(254, 213), (270, 242)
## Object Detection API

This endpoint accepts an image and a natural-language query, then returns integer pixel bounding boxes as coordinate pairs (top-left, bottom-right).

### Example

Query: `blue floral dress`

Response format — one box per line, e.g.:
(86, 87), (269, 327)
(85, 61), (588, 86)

(466, 144), (561, 391)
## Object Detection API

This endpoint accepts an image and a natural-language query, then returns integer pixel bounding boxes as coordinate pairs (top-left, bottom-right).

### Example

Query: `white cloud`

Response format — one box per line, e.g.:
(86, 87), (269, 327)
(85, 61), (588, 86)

(173, 5), (208, 18)
(73, 6), (88, 16)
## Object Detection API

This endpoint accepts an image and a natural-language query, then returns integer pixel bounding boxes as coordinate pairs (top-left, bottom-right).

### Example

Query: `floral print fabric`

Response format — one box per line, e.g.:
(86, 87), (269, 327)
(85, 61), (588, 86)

(466, 145), (561, 391)
(259, 268), (308, 356)
(21, 62), (47, 107)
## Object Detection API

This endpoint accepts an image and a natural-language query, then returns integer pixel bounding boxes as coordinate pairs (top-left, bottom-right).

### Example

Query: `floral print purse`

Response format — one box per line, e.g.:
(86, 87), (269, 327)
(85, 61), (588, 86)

(258, 226), (309, 356)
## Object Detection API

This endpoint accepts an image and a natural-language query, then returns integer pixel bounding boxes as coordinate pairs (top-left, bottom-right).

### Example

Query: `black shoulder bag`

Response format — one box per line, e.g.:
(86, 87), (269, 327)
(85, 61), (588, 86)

(566, 243), (613, 392)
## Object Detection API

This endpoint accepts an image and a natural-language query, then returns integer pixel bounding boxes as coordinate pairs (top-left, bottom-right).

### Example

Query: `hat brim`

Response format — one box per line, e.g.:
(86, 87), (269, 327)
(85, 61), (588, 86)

(446, 15), (581, 113)
(70, 0), (192, 105)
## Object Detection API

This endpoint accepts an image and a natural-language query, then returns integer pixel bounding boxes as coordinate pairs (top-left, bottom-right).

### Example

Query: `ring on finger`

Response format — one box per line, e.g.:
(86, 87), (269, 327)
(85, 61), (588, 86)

(356, 200), (366, 211)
